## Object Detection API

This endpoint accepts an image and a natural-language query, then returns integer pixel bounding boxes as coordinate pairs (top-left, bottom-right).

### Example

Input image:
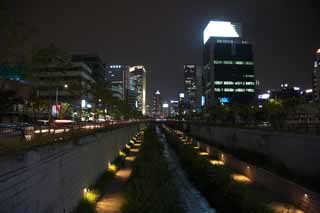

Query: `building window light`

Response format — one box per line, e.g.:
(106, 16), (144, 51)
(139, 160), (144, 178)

(235, 82), (243, 85)
(245, 61), (254, 65)
(245, 82), (255, 85)
(235, 88), (245, 92)
(224, 81), (234, 85)
(246, 89), (255, 92)
(214, 81), (223, 85)
(235, 61), (244, 65)
(223, 61), (233, 65)
(244, 75), (254, 78)
(213, 60), (223, 64)
(215, 88), (222, 92)
(224, 88), (234, 92)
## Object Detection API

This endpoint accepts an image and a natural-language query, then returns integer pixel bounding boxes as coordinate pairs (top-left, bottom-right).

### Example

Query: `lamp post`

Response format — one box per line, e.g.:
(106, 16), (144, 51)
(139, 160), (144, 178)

(55, 84), (68, 105)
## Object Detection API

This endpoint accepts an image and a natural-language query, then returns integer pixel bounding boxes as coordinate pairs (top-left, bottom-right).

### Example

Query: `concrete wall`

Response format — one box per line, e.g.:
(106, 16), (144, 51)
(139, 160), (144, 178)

(184, 124), (320, 175)
(196, 141), (320, 213)
(0, 124), (144, 213)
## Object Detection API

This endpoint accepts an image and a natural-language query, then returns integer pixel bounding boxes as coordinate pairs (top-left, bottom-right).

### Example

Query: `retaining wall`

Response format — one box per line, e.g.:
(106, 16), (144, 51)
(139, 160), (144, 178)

(0, 124), (145, 213)
(184, 123), (320, 175)
(195, 141), (320, 213)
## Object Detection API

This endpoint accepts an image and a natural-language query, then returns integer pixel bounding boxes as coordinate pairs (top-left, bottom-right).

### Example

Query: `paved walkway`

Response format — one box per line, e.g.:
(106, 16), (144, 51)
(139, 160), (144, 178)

(96, 139), (141, 213)
(156, 126), (216, 213)
(95, 168), (132, 213)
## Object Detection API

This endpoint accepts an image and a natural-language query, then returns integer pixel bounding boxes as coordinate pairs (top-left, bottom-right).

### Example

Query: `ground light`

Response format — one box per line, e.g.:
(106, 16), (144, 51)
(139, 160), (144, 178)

(108, 162), (117, 173)
(210, 160), (225, 166)
(83, 188), (99, 203)
(125, 156), (136, 161)
(199, 152), (209, 156)
(130, 148), (139, 153)
(231, 174), (251, 184)
(270, 202), (304, 213)
(119, 151), (126, 157)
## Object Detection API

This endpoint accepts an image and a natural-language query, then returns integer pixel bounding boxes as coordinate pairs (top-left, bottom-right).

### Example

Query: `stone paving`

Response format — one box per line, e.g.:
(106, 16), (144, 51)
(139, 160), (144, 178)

(156, 126), (216, 213)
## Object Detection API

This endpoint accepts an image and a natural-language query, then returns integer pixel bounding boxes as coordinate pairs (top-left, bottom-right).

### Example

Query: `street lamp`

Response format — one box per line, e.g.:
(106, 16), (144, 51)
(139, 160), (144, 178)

(55, 84), (68, 105)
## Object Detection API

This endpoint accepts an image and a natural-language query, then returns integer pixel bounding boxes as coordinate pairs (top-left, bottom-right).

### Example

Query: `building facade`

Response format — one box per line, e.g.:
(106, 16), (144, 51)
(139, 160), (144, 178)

(72, 54), (106, 84)
(36, 62), (95, 108)
(203, 21), (256, 106)
(105, 65), (130, 101)
(128, 66), (147, 115)
(184, 64), (198, 111)
(313, 49), (320, 102)
(152, 90), (161, 118)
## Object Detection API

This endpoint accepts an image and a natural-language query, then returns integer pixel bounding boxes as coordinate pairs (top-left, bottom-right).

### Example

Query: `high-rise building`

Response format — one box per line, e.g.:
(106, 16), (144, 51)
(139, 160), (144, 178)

(184, 64), (198, 111)
(169, 100), (179, 117)
(128, 66), (147, 115)
(152, 90), (161, 118)
(162, 102), (169, 118)
(105, 65), (130, 101)
(312, 49), (320, 102)
(203, 21), (255, 106)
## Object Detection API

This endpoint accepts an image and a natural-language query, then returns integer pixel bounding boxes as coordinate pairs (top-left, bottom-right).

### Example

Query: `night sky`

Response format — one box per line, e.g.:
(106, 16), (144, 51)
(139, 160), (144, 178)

(8, 0), (320, 104)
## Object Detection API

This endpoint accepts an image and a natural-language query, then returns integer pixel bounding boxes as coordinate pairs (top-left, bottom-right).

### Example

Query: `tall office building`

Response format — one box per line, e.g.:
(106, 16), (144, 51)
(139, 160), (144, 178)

(152, 90), (162, 118)
(312, 49), (320, 102)
(203, 21), (255, 106)
(184, 65), (198, 111)
(128, 66), (147, 115)
(105, 65), (130, 101)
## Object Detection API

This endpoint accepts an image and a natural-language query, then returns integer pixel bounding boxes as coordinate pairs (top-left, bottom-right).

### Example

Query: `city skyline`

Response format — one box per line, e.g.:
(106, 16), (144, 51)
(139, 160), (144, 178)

(5, 0), (320, 103)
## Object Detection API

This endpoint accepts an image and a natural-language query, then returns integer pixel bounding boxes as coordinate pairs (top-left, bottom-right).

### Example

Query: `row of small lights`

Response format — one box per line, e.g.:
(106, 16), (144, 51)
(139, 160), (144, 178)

(167, 126), (310, 206)
(82, 129), (145, 204)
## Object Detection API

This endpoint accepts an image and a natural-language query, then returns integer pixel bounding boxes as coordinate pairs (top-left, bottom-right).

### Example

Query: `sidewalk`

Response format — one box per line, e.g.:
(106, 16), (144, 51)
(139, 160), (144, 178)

(95, 142), (141, 213)
(95, 168), (132, 213)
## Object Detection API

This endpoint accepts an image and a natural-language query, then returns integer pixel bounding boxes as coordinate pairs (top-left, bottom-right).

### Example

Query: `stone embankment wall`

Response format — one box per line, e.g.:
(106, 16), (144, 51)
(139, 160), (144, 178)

(0, 124), (145, 213)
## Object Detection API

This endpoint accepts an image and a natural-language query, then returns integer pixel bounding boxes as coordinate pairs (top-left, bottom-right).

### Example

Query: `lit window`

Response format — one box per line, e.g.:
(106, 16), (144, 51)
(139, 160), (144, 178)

(246, 89), (255, 92)
(245, 61), (254, 65)
(223, 61), (233, 65)
(245, 82), (255, 85)
(213, 60), (223, 64)
(235, 82), (243, 85)
(244, 75), (254, 78)
(224, 81), (234, 85)
(235, 61), (244, 65)
(215, 88), (222, 92)
(224, 88), (234, 92)
(235, 88), (245, 92)
(214, 81), (223, 85)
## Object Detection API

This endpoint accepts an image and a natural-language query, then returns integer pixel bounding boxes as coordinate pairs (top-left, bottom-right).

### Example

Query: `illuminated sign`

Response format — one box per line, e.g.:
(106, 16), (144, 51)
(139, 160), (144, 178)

(219, 97), (230, 104)
(203, 21), (240, 44)
(201, 96), (205, 107)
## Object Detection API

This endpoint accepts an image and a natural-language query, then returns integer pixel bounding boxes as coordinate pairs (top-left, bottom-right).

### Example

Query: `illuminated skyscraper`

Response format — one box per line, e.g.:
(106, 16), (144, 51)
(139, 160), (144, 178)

(203, 21), (255, 106)
(128, 66), (147, 115)
(184, 65), (197, 110)
(106, 65), (129, 100)
(312, 49), (320, 102)
(152, 90), (162, 118)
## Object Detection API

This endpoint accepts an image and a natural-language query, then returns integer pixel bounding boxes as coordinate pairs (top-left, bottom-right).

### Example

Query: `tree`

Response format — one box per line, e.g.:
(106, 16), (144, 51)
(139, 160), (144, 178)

(27, 44), (72, 121)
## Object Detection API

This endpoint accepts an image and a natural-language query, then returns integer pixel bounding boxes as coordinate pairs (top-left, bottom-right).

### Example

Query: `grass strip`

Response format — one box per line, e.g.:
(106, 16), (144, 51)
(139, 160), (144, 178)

(122, 126), (182, 213)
